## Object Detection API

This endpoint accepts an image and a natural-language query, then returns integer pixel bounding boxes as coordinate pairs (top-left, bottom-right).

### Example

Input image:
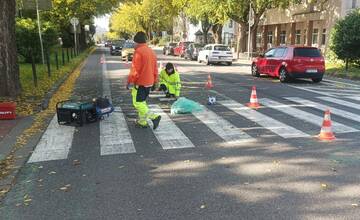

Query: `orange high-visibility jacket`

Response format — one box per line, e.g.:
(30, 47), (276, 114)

(127, 44), (158, 87)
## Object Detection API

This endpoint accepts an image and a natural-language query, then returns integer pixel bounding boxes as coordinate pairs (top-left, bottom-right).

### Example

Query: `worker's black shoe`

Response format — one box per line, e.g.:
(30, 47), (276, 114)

(151, 115), (161, 130)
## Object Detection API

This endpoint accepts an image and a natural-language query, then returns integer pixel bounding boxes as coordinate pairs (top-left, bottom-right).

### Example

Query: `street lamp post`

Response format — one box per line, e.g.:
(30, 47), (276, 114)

(35, 0), (45, 64)
(248, 2), (255, 60)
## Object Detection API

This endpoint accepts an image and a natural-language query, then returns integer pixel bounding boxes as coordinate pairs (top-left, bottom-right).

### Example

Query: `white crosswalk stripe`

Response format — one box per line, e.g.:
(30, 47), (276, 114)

(260, 98), (357, 134)
(100, 107), (136, 155)
(219, 100), (311, 138)
(149, 104), (195, 149)
(345, 96), (360, 102)
(28, 115), (75, 163)
(193, 105), (255, 144)
(318, 96), (360, 110)
(285, 97), (360, 123)
(100, 54), (136, 155)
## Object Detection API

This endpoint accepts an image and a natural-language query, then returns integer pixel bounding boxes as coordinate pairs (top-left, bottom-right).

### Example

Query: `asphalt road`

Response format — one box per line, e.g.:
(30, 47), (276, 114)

(1, 47), (360, 220)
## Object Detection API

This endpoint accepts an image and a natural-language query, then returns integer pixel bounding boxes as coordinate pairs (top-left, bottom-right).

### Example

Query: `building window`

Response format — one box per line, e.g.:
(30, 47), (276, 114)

(229, 20), (233, 28)
(312, 28), (318, 45)
(321, 29), (326, 45)
(267, 31), (273, 44)
(280, 31), (286, 44)
(296, 30), (301, 44)
(352, 0), (357, 8)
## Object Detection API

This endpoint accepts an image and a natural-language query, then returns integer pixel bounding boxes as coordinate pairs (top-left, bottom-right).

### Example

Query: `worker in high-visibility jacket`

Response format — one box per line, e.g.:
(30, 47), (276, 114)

(158, 62), (181, 98)
(126, 31), (161, 129)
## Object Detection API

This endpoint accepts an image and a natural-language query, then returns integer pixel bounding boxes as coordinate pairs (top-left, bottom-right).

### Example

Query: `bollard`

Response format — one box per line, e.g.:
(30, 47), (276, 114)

(30, 49), (38, 87)
(62, 48), (65, 65)
(55, 52), (59, 70)
(46, 50), (51, 77)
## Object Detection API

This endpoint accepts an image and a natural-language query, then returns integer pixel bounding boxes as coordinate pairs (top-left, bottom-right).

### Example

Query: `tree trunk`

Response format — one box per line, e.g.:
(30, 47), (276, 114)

(251, 24), (258, 53)
(239, 22), (247, 53)
(345, 58), (349, 71)
(211, 24), (223, 44)
(201, 19), (211, 44)
(0, 0), (21, 97)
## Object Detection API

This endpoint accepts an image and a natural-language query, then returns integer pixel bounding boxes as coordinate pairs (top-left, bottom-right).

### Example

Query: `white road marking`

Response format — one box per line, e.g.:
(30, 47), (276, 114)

(100, 54), (136, 155)
(193, 105), (255, 144)
(28, 115), (75, 163)
(285, 97), (360, 124)
(260, 98), (357, 134)
(345, 96), (360, 102)
(318, 96), (360, 110)
(288, 86), (338, 97)
(323, 79), (360, 88)
(149, 105), (195, 149)
(219, 100), (310, 138)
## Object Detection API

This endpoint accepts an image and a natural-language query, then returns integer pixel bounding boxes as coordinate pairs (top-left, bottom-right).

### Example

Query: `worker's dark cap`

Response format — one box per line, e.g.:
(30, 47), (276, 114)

(133, 32), (147, 43)
(165, 63), (174, 70)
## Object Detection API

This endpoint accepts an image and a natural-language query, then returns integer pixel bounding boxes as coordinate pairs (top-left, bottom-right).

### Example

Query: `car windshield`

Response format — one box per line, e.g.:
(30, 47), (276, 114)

(124, 42), (135, 48)
(214, 46), (230, 51)
(113, 41), (124, 47)
(183, 42), (192, 47)
(294, 48), (321, 57)
(194, 44), (204, 48)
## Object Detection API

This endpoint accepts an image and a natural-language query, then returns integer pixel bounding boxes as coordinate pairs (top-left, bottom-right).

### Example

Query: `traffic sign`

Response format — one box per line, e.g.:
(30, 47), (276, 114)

(70, 17), (79, 26)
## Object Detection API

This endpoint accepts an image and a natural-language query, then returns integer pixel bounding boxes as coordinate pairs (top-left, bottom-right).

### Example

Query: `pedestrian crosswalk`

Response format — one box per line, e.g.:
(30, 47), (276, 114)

(27, 95), (360, 163)
(26, 54), (360, 163)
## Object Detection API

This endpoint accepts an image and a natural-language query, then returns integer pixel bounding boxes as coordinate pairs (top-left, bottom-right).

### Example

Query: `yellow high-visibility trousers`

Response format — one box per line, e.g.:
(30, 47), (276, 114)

(131, 86), (158, 126)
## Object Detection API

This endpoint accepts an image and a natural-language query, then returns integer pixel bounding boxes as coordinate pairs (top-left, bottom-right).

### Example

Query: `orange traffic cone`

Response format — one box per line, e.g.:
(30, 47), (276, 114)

(205, 74), (214, 89)
(318, 109), (336, 141)
(246, 86), (260, 109)
(124, 59), (130, 68)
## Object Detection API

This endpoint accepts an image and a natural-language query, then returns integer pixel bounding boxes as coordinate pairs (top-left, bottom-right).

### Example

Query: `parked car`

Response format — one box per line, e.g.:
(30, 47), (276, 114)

(174, 41), (193, 57)
(163, 42), (177, 55)
(110, 40), (125, 56)
(121, 41), (135, 61)
(197, 44), (233, 65)
(184, 43), (205, 60)
(105, 41), (112, 47)
(251, 46), (325, 83)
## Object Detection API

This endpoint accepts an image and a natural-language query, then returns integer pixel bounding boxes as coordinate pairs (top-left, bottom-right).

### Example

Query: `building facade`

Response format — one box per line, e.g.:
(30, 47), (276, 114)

(255, 0), (359, 53)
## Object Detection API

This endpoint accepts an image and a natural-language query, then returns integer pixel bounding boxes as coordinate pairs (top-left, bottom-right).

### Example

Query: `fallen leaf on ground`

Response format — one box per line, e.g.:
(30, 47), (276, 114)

(60, 184), (71, 192)
(82, 174), (87, 177)
(73, 160), (81, 166)
(48, 171), (56, 175)
(200, 204), (206, 209)
(321, 183), (328, 189)
(26, 180), (32, 183)
(118, 166), (125, 169)
(38, 179), (43, 182)
(352, 203), (359, 207)
(38, 166), (43, 169)
(184, 160), (191, 163)
(24, 199), (32, 203)
(16, 203), (22, 207)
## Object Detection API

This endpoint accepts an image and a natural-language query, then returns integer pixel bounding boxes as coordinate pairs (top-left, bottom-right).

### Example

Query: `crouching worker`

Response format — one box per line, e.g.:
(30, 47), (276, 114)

(159, 63), (181, 98)
(126, 31), (161, 129)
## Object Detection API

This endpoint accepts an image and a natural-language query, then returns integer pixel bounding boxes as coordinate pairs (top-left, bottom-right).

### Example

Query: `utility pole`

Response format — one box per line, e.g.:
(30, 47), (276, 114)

(35, 0), (45, 64)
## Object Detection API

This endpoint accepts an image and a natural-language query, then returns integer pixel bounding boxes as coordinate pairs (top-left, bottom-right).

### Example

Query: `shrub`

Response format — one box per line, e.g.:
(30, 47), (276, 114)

(330, 9), (360, 70)
(16, 18), (59, 63)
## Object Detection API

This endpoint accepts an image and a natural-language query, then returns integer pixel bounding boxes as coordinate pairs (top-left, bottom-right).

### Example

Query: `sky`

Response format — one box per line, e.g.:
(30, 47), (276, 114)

(94, 15), (110, 32)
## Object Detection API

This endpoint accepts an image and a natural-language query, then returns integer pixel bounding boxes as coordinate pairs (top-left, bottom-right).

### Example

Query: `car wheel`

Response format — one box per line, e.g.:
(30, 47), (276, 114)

(279, 67), (290, 83)
(227, 62), (232, 66)
(205, 57), (210, 65)
(198, 57), (201, 63)
(251, 64), (260, 77)
(312, 78), (322, 83)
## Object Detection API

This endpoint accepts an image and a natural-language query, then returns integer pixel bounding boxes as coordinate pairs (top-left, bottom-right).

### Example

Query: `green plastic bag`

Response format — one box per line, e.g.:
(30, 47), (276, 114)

(170, 97), (203, 115)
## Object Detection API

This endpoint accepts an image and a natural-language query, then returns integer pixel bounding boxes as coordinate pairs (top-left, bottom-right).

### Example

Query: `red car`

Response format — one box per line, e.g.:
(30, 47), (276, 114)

(174, 41), (193, 57)
(251, 46), (325, 83)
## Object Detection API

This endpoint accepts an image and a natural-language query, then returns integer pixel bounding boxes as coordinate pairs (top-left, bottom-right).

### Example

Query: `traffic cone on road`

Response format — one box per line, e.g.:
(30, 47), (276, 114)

(100, 55), (105, 64)
(318, 109), (336, 141)
(205, 74), (214, 89)
(124, 59), (130, 68)
(246, 86), (260, 109)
